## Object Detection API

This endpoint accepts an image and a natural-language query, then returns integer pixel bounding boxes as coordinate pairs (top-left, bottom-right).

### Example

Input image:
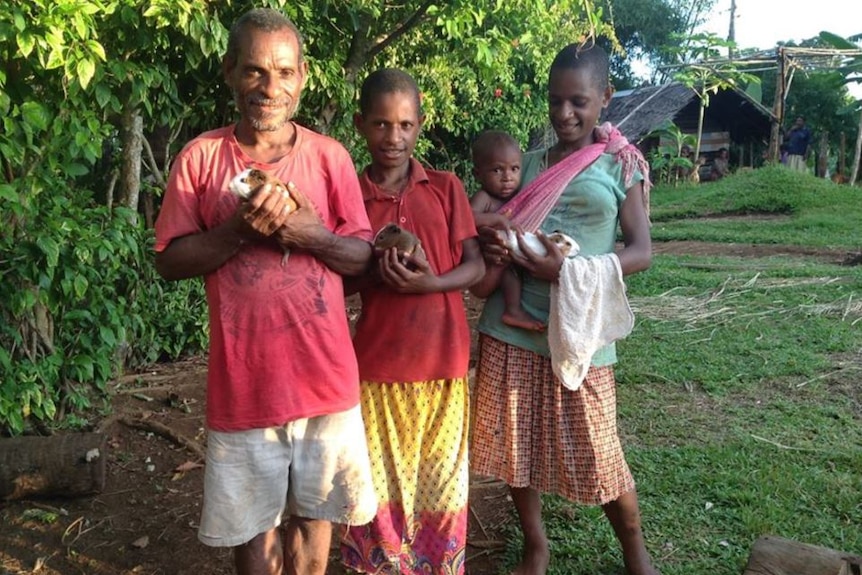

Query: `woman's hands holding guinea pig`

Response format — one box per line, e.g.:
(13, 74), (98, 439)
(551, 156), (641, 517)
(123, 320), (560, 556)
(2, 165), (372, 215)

(477, 226), (563, 281)
(377, 244), (438, 294)
(509, 231), (565, 282)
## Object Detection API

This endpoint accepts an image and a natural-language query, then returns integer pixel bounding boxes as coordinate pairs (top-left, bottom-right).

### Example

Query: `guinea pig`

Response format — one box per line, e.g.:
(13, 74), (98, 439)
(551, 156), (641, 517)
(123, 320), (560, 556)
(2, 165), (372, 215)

(372, 223), (422, 260)
(501, 230), (580, 259)
(229, 168), (298, 215)
(228, 168), (296, 266)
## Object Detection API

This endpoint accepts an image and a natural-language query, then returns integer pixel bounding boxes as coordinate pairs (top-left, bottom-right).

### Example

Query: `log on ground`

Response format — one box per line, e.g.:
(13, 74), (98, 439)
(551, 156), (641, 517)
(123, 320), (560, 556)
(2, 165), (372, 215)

(744, 535), (862, 575)
(0, 433), (106, 500)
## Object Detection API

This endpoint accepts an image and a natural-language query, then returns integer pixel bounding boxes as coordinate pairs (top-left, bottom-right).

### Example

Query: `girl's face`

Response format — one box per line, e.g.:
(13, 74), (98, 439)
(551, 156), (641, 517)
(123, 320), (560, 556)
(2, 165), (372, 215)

(354, 90), (424, 171)
(547, 67), (611, 150)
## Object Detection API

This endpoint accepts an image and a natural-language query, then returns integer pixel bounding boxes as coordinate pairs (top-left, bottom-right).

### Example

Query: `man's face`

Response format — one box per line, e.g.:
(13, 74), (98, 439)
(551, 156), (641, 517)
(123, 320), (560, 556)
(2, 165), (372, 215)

(794, 117), (805, 128)
(223, 28), (307, 132)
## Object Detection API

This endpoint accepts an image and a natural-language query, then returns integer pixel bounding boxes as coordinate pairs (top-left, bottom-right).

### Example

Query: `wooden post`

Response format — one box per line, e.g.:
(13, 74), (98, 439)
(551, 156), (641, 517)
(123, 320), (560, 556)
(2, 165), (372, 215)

(0, 433), (107, 500)
(768, 48), (786, 162)
(744, 535), (862, 575)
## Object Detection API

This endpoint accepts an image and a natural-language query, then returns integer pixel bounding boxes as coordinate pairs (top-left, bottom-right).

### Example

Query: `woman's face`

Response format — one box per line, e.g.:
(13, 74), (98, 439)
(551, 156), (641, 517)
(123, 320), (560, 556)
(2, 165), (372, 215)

(547, 67), (611, 150)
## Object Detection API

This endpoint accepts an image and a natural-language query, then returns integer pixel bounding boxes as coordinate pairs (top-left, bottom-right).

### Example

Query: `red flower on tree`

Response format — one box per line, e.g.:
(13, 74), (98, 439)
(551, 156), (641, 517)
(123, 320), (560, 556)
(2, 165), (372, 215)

(494, 88), (503, 98)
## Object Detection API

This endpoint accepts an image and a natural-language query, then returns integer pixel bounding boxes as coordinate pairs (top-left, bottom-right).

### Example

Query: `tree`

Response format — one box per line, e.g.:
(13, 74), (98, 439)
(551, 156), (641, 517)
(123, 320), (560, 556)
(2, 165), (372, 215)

(667, 32), (761, 159)
(0, 0), (610, 434)
(597, 0), (716, 88)
(818, 31), (862, 184)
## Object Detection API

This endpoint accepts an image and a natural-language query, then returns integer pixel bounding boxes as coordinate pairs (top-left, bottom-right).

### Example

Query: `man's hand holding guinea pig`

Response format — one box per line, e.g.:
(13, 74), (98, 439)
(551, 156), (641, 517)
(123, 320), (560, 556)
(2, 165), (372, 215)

(265, 182), (333, 251)
(236, 181), (297, 238)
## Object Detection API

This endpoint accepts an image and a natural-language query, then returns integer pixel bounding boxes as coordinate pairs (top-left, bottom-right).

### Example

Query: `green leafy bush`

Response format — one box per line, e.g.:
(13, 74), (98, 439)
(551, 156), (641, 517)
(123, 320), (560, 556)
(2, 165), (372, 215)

(0, 183), (207, 435)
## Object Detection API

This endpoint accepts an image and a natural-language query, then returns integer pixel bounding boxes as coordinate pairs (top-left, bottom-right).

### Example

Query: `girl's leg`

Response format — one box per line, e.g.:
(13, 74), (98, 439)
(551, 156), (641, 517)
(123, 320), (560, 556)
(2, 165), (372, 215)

(510, 486), (550, 575)
(602, 489), (660, 575)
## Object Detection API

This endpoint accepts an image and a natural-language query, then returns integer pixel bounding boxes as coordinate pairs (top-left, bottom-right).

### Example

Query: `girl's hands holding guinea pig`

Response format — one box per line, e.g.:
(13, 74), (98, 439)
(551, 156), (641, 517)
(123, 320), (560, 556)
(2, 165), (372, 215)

(378, 244), (438, 294)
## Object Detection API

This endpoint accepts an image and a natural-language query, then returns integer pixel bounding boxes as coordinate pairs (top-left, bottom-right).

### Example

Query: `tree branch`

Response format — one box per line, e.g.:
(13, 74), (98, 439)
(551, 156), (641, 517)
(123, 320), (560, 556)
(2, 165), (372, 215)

(366, 0), (436, 62)
(141, 136), (165, 188)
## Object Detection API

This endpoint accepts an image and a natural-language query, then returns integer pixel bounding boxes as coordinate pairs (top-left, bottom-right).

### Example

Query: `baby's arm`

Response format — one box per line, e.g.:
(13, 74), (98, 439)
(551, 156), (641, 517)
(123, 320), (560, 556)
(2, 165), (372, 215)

(471, 190), (513, 230)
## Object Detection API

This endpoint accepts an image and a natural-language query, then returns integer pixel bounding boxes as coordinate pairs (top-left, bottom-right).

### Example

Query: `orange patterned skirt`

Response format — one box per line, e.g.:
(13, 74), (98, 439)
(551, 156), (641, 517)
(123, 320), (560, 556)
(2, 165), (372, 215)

(341, 378), (469, 575)
(471, 335), (634, 505)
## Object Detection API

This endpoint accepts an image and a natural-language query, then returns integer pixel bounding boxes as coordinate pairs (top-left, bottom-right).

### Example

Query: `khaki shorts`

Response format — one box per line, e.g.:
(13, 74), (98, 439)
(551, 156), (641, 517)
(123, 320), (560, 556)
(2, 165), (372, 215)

(198, 405), (378, 547)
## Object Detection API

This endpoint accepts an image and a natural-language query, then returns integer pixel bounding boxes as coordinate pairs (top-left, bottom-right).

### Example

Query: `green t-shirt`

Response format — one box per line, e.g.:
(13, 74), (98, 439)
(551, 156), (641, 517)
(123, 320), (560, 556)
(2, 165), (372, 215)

(477, 150), (642, 361)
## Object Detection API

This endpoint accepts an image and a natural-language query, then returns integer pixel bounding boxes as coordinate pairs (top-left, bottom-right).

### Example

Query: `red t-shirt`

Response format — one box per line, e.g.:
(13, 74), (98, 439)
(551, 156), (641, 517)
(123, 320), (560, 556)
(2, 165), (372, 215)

(154, 124), (372, 431)
(353, 159), (477, 383)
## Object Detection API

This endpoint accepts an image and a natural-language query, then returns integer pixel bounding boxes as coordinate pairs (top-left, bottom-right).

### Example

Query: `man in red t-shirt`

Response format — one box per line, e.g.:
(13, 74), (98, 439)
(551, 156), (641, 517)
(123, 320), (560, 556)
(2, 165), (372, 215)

(153, 8), (376, 575)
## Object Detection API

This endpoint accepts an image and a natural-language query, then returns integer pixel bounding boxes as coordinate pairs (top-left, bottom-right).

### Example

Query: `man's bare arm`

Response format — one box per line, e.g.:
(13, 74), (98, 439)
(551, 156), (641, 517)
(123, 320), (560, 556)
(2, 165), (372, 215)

(155, 216), (247, 281)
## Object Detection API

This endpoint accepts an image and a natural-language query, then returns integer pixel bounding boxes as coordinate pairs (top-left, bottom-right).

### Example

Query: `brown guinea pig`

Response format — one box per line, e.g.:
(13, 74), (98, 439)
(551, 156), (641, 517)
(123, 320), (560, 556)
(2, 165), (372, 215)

(229, 168), (298, 215)
(372, 223), (421, 259)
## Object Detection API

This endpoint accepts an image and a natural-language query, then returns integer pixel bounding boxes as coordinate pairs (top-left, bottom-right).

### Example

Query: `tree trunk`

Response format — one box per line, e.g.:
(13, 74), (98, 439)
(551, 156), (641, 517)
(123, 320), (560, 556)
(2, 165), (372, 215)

(839, 132), (846, 177)
(120, 105), (143, 224)
(694, 101), (705, 160)
(0, 433), (106, 500)
(817, 130), (828, 178)
(743, 535), (862, 575)
(850, 108), (862, 185)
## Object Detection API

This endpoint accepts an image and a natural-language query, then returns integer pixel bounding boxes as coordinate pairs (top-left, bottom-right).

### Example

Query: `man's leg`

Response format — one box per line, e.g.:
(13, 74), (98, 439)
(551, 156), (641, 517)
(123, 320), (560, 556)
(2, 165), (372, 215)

(510, 486), (549, 575)
(234, 528), (283, 575)
(602, 490), (659, 575)
(282, 516), (332, 575)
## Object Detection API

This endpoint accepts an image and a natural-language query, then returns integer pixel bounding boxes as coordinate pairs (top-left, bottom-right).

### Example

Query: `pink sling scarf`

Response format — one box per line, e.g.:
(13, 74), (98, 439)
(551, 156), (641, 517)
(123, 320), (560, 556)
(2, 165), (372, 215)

(499, 122), (651, 232)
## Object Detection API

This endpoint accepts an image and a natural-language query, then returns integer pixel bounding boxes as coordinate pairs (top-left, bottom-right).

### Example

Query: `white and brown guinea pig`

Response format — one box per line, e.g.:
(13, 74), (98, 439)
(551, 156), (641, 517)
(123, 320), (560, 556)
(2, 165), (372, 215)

(501, 230), (580, 259)
(372, 223), (422, 259)
(229, 168), (298, 215)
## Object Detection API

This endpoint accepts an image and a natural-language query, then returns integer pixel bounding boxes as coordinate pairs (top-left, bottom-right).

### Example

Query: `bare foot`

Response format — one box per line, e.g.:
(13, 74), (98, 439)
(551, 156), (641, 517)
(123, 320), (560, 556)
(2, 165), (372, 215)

(502, 309), (546, 331)
(511, 540), (550, 575)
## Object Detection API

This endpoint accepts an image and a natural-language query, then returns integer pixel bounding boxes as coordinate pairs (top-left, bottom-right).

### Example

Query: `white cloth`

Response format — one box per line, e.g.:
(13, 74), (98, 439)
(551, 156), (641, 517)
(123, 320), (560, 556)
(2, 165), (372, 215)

(548, 253), (634, 391)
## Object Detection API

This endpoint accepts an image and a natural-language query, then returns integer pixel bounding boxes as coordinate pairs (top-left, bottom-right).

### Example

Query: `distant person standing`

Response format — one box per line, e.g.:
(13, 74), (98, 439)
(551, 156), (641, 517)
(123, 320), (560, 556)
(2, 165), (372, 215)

(784, 116), (811, 172)
(709, 147), (730, 181)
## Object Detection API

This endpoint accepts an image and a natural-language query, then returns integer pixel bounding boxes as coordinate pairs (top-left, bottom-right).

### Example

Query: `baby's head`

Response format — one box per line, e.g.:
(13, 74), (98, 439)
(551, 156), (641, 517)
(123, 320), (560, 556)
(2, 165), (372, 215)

(471, 130), (522, 202)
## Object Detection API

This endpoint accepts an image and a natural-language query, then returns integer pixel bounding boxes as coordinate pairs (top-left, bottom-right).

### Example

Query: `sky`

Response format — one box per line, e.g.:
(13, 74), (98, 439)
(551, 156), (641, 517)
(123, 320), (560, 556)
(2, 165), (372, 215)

(700, 0), (862, 97)
(700, 0), (859, 50)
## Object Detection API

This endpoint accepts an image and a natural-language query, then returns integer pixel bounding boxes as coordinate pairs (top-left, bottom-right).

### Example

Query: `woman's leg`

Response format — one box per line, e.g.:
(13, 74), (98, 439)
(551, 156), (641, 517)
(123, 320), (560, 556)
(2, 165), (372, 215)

(510, 486), (550, 575)
(602, 489), (659, 575)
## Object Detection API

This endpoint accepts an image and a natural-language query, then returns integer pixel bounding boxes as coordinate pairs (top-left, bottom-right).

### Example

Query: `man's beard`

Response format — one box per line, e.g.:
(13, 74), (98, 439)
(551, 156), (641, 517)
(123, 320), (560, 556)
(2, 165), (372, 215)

(235, 92), (301, 132)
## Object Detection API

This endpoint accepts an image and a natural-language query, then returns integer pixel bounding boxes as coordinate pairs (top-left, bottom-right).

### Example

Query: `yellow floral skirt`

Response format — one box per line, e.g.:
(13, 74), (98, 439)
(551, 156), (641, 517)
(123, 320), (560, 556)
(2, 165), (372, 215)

(341, 378), (469, 575)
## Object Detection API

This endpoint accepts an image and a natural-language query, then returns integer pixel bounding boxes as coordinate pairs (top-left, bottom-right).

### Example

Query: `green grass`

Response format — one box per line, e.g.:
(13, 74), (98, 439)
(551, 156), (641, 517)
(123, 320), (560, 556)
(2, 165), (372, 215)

(650, 166), (862, 247)
(495, 167), (862, 574)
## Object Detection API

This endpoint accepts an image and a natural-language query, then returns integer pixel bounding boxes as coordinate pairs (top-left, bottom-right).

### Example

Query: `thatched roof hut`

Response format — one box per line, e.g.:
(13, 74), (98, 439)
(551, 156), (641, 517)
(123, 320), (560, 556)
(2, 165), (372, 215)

(605, 82), (773, 156)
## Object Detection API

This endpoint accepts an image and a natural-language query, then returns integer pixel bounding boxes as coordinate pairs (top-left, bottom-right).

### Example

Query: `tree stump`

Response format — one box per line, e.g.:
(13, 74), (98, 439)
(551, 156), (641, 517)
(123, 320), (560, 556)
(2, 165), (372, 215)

(0, 433), (106, 500)
(744, 535), (862, 575)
